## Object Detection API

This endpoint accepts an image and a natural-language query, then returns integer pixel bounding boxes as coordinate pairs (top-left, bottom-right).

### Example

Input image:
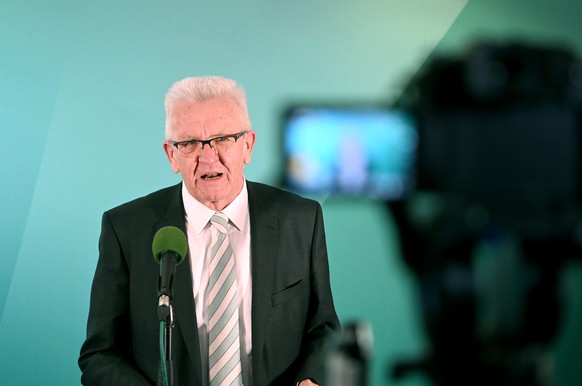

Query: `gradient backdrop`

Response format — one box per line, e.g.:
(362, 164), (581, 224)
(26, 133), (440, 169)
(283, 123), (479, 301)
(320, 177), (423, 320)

(2, 1), (582, 385)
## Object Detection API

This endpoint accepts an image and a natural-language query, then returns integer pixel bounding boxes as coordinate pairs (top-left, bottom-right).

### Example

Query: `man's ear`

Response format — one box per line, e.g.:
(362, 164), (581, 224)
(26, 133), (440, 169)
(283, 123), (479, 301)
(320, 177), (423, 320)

(243, 130), (256, 165)
(163, 141), (180, 173)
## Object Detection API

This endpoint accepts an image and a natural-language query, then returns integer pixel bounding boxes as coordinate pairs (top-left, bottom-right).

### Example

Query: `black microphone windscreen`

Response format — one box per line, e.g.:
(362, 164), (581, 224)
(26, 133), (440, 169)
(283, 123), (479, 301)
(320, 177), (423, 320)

(152, 226), (188, 264)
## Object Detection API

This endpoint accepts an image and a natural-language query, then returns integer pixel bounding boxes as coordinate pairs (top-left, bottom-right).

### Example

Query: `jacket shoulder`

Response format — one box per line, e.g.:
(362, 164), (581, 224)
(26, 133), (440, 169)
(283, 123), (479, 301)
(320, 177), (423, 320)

(105, 183), (182, 220)
(247, 181), (321, 213)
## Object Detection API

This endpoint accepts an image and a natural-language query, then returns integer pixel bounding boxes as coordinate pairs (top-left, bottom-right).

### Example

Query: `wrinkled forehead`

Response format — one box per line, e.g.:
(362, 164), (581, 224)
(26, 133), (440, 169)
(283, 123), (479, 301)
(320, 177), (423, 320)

(168, 96), (250, 136)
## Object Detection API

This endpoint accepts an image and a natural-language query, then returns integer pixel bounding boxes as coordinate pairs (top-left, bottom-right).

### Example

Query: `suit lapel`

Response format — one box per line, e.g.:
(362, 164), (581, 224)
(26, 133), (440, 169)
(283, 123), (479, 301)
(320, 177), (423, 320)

(153, 183), (202, 383)
(155, 182), (280, 383)
(248, 182), (279, 377)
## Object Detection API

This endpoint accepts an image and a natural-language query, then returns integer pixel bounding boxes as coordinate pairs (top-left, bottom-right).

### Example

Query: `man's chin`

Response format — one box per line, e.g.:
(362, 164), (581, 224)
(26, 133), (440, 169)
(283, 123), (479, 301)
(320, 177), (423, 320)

(194, 190), (231, 210)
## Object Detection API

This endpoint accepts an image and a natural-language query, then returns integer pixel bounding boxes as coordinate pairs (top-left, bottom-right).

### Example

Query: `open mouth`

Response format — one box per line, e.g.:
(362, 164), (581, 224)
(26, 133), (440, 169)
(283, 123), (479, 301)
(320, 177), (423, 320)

(201, 172), (223, 180)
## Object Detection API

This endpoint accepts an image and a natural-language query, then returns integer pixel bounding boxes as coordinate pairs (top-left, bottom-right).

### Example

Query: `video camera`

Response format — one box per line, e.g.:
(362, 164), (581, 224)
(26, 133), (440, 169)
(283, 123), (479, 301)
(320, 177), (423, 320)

(404, 41), (582, 238)
(389, 41), (582, 386)
(280, 40), (582, 386)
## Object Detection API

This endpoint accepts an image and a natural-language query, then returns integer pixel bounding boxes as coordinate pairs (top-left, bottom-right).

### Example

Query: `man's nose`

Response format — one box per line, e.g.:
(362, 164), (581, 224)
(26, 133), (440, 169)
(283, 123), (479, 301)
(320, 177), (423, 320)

(198, 141), (219, 161)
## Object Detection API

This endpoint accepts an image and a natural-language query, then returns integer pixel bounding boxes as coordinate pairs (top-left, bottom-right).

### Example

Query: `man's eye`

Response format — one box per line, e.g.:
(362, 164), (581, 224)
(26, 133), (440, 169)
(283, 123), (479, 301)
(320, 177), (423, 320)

(214, 136), (229, 143)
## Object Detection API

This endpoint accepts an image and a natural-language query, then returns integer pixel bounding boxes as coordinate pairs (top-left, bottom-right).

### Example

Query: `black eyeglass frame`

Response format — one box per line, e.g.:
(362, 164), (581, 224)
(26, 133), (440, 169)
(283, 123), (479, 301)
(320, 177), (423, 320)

(169, 130), (248, 153)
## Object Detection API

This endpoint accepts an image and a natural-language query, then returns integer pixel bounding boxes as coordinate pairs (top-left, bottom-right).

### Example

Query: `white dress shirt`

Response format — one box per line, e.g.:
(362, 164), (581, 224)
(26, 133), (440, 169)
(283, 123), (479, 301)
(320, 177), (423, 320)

(182, 181), (252, 386)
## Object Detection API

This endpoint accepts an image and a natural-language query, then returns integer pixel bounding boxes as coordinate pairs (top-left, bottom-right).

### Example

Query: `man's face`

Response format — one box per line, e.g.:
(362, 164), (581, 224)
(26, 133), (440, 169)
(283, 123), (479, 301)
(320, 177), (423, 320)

(163, 95), (256, 211)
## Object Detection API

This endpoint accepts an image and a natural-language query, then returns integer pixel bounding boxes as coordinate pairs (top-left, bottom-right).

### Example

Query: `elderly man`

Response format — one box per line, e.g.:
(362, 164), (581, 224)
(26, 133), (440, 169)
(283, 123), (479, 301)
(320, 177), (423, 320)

(79, 76), (340, 386)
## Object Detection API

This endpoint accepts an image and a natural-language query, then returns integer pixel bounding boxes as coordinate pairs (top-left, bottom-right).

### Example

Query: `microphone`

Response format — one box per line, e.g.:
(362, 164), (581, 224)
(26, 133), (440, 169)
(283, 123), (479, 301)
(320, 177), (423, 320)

(152, 226), (188, 320)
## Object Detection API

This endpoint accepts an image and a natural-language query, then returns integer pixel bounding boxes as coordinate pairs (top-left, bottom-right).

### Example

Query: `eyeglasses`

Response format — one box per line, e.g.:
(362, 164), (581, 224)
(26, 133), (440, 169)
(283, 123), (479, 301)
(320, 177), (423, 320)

(169, 131), (248, 156)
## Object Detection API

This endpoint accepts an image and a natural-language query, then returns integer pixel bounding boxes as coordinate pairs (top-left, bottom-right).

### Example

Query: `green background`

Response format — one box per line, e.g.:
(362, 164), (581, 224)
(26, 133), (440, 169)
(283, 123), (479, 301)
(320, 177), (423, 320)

(2, 1), (581, 385)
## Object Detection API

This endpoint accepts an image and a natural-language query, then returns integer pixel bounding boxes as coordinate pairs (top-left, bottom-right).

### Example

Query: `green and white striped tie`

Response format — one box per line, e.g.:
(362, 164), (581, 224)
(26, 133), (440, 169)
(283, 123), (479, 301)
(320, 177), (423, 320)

(207, 212), (243, 386)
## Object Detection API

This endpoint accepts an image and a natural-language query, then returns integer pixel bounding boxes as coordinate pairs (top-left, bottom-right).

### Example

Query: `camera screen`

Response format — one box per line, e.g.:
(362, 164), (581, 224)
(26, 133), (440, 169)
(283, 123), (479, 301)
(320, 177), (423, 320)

(282, 105), (417, 200)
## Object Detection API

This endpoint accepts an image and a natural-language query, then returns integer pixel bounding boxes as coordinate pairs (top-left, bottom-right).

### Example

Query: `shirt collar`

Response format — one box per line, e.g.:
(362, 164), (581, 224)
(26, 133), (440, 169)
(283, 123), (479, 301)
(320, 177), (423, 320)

(181, 179), (249, 233)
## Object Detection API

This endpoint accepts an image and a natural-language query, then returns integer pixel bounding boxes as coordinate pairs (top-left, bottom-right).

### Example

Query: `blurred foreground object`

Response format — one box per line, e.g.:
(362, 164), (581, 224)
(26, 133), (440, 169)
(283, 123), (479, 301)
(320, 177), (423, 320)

(389, 41), (582, 386)
(325, 321), (373, 386)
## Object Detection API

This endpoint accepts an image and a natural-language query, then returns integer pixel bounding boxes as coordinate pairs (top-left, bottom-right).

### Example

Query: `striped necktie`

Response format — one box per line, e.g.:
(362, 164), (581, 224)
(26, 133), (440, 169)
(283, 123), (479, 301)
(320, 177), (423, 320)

(207, 212), (243, 386)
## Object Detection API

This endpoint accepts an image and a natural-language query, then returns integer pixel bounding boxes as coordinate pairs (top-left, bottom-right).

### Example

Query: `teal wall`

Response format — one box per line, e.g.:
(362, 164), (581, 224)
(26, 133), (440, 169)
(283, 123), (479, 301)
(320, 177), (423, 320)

(2, 1), (581, 385)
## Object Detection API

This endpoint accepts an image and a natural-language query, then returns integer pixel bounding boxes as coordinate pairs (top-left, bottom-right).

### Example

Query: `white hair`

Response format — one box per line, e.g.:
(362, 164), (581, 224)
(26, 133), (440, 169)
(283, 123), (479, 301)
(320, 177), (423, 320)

(164, 76), (250, 139)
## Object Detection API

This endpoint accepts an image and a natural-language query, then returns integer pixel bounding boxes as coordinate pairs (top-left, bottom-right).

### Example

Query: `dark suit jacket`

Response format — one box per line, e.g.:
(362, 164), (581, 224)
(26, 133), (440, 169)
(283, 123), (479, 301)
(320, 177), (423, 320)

(79, 181), (340, 385)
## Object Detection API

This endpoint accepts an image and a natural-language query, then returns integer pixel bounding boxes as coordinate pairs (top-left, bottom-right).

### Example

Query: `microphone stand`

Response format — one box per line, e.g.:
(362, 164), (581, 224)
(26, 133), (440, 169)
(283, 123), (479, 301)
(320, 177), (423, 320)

(159, 295), (175, 386)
